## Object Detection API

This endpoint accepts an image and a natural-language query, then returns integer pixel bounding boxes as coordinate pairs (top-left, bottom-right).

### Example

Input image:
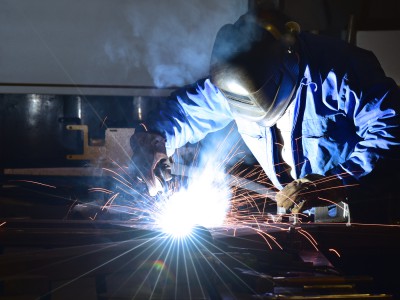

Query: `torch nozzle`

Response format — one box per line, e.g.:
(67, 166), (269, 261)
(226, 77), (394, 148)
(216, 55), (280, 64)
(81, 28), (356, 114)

(154, 158), (173, 195)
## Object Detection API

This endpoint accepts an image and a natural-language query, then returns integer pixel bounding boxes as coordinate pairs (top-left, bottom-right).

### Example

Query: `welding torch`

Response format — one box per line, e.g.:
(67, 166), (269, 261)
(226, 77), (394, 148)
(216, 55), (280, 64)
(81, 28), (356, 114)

(153, 157), (173, 195)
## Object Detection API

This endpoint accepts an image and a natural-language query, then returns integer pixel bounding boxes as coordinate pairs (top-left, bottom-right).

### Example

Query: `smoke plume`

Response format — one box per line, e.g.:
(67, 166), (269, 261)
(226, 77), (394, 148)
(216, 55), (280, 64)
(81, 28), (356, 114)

(103, 0), (247, 88)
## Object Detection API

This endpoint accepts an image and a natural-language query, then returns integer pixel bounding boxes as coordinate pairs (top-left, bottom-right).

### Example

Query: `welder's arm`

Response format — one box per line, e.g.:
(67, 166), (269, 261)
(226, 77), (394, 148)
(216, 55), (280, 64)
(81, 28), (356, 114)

(277, 78), (400, 213)
(326, 79), (400, 198)
(130, 78), (234, 196)
(147, 78), (234, 157)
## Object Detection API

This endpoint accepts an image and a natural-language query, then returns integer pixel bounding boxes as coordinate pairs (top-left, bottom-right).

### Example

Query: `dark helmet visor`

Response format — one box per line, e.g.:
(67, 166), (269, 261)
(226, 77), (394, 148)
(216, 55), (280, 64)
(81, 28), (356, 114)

(210, 20), (300, 127)
(219, 59), (298, 127)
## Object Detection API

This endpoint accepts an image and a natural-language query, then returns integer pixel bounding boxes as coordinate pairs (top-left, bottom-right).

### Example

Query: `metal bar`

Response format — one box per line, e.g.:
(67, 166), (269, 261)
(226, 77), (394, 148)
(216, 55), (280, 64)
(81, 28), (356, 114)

(0, 83), (174, 96)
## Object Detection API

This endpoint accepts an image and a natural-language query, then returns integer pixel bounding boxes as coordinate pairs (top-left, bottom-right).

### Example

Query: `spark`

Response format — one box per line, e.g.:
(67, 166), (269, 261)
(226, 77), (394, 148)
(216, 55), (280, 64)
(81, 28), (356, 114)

(103, 168), (134, 188)
(89, 125), (306, 244)
(139, 122), (149, 132)
(299, 228), (318, 246)
(92, 154), (327, 259)
(155, 166), (231, 238)
(329, 248), (341, 257)
(253, 227), (283, 250)
(89, 187), (114, 194)
(80, 123), (359, 256)
(0, 222), (6, 227)
(9, 180), (56, 189)
(298, 229), (319, 251)
(102, 192), (120, 210)
(101, 116), (108, 128)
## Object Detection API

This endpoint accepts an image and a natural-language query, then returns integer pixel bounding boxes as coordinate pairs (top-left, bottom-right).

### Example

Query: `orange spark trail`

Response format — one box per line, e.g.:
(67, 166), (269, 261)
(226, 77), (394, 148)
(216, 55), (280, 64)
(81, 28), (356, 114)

(102, 192), (120, 210)
(299, 229), (318, 246)
(298, 229), (319, 251)
(254, 228), (284, 250)
(89, 187), (114, 194)
(103, 168), (133, 187)
(9, 180), (56, 189)
(329, 248), (341, 257)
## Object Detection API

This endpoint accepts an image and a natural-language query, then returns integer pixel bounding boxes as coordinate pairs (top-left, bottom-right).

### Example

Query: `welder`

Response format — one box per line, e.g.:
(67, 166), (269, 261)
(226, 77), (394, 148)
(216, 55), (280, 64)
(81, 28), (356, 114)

(130, 8), (400, 224)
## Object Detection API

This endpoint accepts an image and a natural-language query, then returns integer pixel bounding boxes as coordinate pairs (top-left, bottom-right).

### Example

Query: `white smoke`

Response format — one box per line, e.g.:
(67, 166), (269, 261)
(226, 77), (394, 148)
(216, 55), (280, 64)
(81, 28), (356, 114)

(103, 0), (247, 88)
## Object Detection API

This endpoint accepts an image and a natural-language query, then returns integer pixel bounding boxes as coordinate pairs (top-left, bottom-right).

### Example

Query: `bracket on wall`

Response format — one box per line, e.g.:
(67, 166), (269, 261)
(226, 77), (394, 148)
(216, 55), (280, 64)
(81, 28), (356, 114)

(66, 125), (135, 166)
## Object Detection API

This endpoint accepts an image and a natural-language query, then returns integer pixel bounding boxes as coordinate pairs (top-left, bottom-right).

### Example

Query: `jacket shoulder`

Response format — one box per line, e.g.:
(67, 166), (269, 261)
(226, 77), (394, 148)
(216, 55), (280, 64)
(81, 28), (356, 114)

(299, 32), (388, 91)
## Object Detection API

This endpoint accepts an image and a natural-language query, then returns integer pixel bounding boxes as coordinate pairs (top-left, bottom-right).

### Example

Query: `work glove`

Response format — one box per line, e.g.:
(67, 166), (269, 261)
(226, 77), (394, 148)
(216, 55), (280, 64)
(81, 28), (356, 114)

(130, 131), (172, 197)
(275, 174), (346, 214)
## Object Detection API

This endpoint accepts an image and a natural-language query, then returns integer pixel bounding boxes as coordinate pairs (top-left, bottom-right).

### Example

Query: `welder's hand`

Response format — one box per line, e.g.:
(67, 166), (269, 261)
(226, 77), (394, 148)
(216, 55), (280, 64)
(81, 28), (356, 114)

(275, 174), (346, 214)
(130, 132), (172, 197)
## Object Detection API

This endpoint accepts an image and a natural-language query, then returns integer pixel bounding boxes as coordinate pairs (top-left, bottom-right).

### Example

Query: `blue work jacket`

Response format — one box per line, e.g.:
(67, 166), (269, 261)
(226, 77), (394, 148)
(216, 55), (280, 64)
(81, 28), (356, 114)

(148, 32), (400, 203)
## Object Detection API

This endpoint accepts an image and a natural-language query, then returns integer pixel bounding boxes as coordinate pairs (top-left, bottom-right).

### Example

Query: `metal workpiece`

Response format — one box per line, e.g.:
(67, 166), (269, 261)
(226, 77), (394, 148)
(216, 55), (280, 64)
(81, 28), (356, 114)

(171, 162), (275, 195)
(0, 220), (398, 299)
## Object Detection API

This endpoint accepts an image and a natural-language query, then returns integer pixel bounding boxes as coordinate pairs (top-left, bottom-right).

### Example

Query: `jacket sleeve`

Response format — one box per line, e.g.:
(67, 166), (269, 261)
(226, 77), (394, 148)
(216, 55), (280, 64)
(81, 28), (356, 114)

(146, 78), (234, 156)
(326, 49), (400, 195)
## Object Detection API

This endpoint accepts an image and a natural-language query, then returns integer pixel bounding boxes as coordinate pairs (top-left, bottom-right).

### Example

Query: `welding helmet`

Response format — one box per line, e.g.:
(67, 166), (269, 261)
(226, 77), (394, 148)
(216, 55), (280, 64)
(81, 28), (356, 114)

(210, 11), (300, 127)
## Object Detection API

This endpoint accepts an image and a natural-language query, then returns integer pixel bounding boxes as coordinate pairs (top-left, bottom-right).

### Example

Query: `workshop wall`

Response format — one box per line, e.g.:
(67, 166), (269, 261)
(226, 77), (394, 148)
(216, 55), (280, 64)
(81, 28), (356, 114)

(0, 0), (248, 95)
